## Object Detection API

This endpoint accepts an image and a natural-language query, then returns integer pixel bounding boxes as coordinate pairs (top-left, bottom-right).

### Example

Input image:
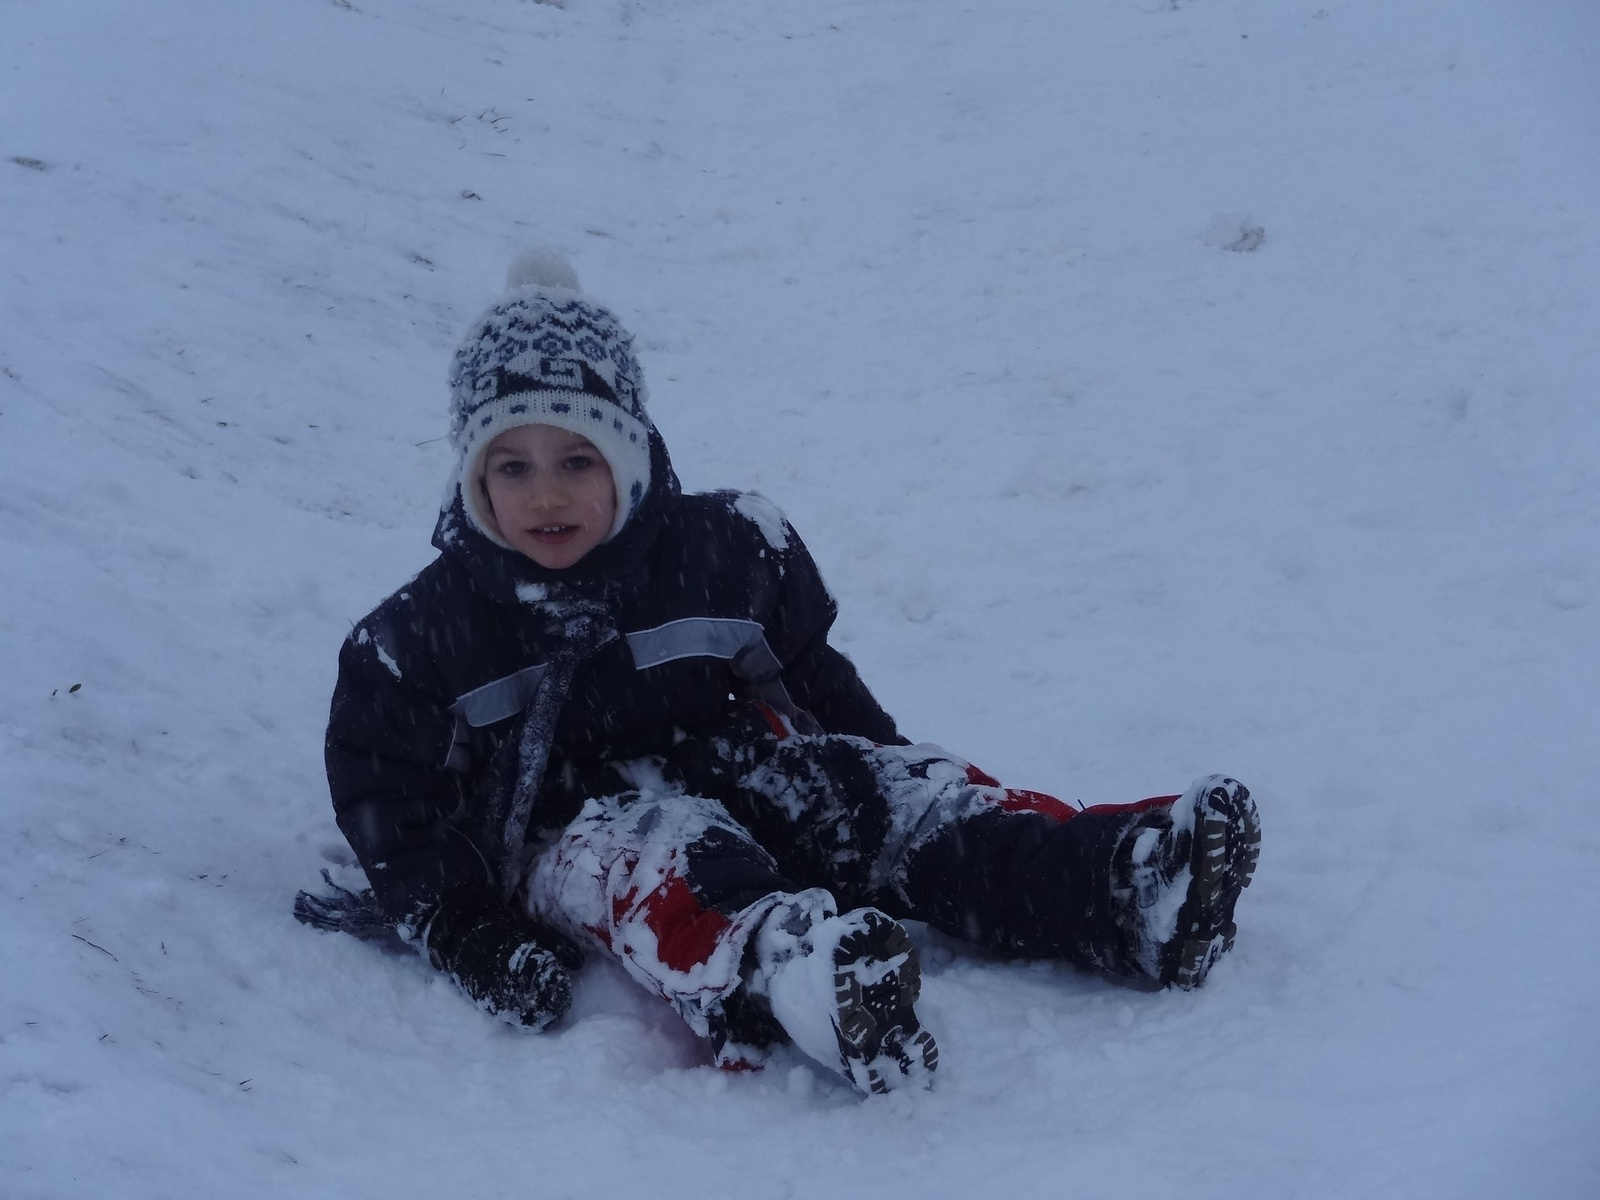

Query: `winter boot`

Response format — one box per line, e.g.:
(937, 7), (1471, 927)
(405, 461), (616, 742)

(1113, 775), (1260, 989)
(748, 890), (938, 1095)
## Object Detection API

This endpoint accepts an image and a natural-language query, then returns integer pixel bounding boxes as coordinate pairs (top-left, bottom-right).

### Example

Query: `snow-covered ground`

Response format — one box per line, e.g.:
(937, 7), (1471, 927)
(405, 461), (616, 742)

(4, 0), (1598, 1195)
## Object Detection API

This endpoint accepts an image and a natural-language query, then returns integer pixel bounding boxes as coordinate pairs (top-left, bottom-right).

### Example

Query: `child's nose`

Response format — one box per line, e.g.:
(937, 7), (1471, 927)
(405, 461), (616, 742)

(526, 476), (569, 507)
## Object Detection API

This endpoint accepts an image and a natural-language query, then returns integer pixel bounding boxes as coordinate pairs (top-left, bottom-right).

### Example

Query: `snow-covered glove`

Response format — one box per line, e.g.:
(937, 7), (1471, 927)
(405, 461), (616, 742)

(421, 887), (583, 1031)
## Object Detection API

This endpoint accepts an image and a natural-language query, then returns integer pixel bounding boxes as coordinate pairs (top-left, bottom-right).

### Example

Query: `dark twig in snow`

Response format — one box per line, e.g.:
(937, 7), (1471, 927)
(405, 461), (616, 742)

(73, 934), (117, 960)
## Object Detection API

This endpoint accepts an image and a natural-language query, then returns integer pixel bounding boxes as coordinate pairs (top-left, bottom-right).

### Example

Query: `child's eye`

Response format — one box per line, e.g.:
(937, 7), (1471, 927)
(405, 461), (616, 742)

(563, 455), (594, 471)
(496, 460), (529, 476)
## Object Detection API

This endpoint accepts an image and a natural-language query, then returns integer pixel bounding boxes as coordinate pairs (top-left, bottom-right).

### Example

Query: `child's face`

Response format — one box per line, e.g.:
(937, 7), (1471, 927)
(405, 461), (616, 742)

(480, 424), (617, 569)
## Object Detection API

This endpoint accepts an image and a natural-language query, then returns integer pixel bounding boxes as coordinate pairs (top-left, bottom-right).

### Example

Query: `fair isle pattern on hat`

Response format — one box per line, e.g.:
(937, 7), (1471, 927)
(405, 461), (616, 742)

(447, 253), (653, 546)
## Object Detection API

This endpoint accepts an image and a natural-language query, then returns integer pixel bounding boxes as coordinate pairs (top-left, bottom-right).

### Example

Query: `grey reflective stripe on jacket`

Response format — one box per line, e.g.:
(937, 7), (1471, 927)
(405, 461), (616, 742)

(627, 616), (818, 732)
(447, 663), (550, 770)
(451, 662), (550, 728)
(444, 616), (816, 762)
(625, 617), (775, 673)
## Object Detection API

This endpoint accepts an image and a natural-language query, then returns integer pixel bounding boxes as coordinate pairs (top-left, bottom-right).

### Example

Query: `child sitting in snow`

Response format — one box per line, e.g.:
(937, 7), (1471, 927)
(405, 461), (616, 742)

(300, 252), (1260, 1094)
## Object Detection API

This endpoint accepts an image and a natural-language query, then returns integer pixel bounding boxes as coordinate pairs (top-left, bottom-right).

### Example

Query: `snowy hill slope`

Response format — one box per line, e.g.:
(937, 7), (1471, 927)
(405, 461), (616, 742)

(3, 0), (1598, 1196)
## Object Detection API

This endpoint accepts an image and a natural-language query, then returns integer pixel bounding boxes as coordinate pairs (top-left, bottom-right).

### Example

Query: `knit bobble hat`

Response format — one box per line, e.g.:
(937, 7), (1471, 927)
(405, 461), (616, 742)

(447, 251), (653, 546)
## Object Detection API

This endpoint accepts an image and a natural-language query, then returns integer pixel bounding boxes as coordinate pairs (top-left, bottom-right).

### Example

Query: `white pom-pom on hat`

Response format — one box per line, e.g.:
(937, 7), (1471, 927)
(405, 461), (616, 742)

(505, 249), (582, 294)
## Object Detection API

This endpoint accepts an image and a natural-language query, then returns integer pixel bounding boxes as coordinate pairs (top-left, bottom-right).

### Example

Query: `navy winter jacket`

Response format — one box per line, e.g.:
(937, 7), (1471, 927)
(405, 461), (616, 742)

(325, 430), (902, 924)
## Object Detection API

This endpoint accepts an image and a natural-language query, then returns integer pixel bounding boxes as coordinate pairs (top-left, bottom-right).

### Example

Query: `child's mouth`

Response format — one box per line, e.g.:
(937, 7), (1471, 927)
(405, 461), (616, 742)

(526, 524), (580, 544)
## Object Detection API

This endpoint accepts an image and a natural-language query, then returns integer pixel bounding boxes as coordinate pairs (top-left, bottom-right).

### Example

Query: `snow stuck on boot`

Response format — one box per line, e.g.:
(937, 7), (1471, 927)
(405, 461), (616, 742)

(1120, 775), (1261, 989)
(749, 892), (938, 1095)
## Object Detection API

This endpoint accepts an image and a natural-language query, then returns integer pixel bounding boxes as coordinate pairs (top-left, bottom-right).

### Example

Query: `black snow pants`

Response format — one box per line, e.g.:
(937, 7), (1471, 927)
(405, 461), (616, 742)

(524, 704), (1175, 1063)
